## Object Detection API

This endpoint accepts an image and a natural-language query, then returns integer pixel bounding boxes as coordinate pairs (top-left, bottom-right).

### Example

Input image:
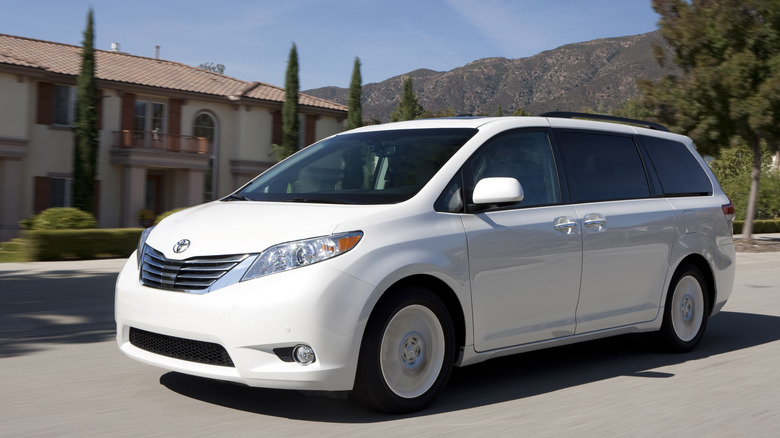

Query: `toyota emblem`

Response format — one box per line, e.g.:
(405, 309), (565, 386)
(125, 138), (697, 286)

(173, 239), (191, 253)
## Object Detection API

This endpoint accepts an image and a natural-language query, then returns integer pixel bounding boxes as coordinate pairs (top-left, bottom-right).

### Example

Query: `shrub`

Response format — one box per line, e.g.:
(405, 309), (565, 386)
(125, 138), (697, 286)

(25, 228), (142, 261)
(733, 219), (780, 235)
(28, 207), (97, 230)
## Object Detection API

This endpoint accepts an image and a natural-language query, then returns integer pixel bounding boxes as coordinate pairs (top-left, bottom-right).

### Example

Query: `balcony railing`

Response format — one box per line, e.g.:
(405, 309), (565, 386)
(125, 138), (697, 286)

(114, 130), (212, 154)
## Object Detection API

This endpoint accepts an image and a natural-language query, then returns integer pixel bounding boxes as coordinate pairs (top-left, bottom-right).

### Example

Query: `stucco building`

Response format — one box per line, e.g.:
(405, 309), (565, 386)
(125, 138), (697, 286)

(0, 34), (347, 241)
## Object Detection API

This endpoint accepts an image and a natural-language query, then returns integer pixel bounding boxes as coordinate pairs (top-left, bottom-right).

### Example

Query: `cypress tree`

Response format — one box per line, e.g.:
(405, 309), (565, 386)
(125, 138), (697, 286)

(391, 78), (422, 122)
(278, 43), (300, 160)
(346, 57), (363, 130)
(73, 8), (99, 214)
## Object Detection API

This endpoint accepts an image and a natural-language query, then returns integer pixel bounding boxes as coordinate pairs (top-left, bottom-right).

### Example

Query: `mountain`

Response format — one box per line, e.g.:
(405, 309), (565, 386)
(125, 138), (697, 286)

(304, 31), (671, 122)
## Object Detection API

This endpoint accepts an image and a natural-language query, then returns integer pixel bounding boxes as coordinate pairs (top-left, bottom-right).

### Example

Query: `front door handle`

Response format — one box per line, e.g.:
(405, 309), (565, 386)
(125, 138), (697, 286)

(554, 216), (578, 234)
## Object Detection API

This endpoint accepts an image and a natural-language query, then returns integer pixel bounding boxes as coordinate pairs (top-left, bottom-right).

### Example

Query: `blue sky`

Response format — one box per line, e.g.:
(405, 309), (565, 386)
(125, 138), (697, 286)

(2, 0), (660, 90)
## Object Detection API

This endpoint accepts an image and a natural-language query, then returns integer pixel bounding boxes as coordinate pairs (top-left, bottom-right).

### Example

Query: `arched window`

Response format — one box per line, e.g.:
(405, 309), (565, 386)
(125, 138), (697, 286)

(193, 112), (217, 200)
(193, 113), (215, 142)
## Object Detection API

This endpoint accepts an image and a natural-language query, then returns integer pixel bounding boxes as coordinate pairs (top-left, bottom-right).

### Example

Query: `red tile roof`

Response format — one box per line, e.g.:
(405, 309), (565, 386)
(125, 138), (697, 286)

(0, 33), (346, 113)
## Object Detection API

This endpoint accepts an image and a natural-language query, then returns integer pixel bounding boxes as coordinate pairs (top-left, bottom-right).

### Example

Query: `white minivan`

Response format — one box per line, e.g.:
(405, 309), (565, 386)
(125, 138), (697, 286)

(116, 114), (736, 413)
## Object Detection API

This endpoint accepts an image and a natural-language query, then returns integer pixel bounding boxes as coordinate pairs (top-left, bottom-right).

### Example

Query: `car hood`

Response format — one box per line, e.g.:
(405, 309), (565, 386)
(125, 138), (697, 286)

(145, 201), (386, 259)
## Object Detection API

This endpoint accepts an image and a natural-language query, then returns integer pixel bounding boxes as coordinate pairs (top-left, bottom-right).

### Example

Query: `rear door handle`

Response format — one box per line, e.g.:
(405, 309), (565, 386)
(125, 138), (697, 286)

(584, 213), (606, 231)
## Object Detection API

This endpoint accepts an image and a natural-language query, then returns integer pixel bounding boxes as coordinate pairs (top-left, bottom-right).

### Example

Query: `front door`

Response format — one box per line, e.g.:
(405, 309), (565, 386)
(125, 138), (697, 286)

(465, 206), (583, 351)
(461, 129), (583, 352)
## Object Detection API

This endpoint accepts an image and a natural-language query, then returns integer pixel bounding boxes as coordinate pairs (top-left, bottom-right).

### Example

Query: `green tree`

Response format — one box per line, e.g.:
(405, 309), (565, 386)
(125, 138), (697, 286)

(277, 43), (300, 160)
(72, 8), (99, 214)
(512, 107), (532, 116)
(496, 104), (504, 117)
(390, 78), (423, 122)
(711, 142), (780, 220)
(198, 62), (226, 74)
(613, 97), (654, 120)
(640, 0), (780, 240)
(346, 57), (363, 130)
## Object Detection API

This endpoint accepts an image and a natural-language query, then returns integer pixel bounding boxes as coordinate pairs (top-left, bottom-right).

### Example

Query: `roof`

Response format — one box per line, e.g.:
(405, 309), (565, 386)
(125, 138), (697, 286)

(0, 33), (346, 113)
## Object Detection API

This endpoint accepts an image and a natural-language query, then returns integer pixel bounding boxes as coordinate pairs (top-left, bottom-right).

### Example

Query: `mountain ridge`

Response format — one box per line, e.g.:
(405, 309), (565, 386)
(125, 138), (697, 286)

(304, 31), (670, 122)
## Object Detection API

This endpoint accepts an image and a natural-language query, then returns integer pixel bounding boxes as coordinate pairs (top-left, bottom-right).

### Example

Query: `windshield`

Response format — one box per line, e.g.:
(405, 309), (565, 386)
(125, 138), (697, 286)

(233, 128), (477, 205)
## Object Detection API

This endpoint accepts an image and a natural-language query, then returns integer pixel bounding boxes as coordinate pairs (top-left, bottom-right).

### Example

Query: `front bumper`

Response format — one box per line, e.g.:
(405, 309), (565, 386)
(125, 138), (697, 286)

(115, 254), (375, 391)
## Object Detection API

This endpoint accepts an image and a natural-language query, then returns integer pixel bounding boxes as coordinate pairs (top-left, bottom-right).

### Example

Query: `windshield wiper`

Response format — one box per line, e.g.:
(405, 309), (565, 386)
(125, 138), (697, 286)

(221, 193), (253, 202)
(285, 196), (344, 204)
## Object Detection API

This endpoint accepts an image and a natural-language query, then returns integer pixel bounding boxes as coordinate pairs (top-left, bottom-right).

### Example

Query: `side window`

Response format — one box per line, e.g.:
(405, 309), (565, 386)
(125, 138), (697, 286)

(558, 131), (650, 203)
(640, 135), (712, 196)
(466, 130), (561, 208)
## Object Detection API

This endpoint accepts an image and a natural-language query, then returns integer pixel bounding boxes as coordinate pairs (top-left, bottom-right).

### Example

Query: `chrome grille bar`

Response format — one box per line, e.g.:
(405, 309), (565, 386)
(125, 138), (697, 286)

(140, 246), (248, 292)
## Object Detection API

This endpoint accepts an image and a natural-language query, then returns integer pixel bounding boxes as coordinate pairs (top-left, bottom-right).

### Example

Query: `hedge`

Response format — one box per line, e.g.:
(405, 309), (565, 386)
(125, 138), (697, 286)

(733, 219), (780, 235)
(25, 228), (143, 261)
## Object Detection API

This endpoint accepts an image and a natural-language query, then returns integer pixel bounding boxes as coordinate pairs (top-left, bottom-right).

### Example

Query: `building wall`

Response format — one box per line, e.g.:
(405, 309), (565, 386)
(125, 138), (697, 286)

(0, 72), (346, 239)
(0, 73), (29, 138)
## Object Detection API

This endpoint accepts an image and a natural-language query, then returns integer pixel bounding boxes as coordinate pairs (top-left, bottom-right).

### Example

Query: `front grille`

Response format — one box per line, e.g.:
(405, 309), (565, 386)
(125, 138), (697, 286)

(129, 327), (235, 367)
(140, 245), (247, 292)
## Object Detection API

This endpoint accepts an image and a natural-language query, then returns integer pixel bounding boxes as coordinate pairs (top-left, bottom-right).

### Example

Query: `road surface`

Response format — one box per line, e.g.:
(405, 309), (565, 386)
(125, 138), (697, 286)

(1, 252), (778, 437)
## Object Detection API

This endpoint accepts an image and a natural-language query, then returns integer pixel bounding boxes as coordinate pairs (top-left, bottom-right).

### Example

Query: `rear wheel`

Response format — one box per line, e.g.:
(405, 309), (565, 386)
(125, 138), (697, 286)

(658, 264), (710, 352)
(353, 286), (454, 414)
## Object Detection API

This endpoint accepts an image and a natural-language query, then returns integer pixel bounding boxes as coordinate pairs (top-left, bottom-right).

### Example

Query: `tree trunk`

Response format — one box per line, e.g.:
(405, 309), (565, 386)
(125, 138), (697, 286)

(741, 136), (762, 242)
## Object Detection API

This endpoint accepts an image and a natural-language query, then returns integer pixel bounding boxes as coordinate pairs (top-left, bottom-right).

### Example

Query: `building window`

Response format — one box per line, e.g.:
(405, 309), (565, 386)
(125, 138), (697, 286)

(52, 85), (77, 126)
(193, 113), (215, 140)
(50, 177), (72, 207)
(135, 100), (166, 133)
(194, 112), (217, 200)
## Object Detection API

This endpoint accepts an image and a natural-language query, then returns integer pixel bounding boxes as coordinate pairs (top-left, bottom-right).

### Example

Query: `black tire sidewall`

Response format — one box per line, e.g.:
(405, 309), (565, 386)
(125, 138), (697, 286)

(353, 286), (455, 414)
(660, 264), (710, 353)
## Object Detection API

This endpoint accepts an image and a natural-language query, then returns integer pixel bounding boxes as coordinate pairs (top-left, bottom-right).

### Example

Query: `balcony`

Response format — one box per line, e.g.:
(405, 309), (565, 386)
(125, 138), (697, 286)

(110, 130), (212, 171)
(113, 130), (211, 154)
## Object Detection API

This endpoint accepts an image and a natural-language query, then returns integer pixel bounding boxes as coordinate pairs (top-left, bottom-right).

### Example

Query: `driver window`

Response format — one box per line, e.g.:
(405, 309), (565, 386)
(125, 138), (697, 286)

(468, 131), (561, 208)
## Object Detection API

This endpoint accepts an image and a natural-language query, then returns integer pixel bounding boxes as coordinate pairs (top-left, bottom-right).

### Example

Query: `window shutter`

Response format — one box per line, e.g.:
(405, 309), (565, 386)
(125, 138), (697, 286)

(121, 93), (135, 131)
(305, 114), (317, 146)
(33, 176), (51, 213)
(272, 110), (282, 145)
(37, 82), (53, 125)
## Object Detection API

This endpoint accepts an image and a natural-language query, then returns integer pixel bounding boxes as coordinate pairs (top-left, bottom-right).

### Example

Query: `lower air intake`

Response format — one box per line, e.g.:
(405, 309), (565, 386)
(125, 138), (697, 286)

(129, 327), (235, 367)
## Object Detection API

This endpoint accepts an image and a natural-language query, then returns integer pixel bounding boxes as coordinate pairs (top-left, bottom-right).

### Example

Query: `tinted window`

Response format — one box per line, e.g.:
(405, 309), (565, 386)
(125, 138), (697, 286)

(465, 130), (561, 208)
(558, 131), (650, 203)
(640, 136), (712, 196)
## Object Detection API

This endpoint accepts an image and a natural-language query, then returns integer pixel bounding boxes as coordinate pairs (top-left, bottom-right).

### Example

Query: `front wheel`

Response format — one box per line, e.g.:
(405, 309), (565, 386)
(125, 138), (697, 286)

(353, 286), (455, 414)
(657, 264), (710, 353)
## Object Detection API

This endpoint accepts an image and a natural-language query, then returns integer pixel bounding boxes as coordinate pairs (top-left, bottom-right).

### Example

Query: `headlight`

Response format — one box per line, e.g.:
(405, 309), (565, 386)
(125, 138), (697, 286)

(136, 226), (155, 265)
(242, 231), (363, 281)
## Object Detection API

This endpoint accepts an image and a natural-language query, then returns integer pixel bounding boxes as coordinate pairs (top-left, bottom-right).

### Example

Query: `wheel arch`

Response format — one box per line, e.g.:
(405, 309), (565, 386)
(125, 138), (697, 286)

(368, 274), (466, 360)
(673, 253), (716, 315)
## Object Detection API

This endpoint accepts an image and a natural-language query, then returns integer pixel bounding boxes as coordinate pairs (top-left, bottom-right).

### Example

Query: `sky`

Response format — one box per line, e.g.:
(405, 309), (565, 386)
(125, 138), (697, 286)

(2, 0), (661, 90)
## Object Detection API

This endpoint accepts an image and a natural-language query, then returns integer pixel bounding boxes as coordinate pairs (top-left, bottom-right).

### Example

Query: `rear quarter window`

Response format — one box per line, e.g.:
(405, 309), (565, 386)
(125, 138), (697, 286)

(640, 136), (713, 196)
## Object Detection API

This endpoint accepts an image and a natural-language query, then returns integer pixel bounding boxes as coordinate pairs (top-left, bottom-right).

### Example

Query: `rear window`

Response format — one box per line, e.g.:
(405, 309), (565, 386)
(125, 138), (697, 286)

(640, 136), (712, 196)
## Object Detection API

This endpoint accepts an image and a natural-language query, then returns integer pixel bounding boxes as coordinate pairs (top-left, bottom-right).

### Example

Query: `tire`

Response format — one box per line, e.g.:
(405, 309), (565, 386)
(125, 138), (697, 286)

(353, 285), (455, 414)
(658, 264), (710, 353)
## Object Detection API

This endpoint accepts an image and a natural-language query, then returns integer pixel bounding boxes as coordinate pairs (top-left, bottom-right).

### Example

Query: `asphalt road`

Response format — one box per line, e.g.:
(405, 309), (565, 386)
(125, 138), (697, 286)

(1, 252), (779, 437)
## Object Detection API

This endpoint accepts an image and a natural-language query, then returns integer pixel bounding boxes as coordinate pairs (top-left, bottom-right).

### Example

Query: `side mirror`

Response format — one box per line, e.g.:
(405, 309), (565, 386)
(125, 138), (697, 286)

(472, 177), (524, 205)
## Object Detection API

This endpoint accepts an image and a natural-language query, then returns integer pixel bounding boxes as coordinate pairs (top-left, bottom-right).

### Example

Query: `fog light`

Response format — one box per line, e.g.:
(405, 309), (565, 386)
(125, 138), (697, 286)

(293, 345), (316, 365)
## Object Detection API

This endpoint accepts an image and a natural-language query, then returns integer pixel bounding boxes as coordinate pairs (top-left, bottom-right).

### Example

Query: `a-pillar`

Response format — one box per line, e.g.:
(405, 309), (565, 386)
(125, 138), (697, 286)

(121, 165), (147, 228)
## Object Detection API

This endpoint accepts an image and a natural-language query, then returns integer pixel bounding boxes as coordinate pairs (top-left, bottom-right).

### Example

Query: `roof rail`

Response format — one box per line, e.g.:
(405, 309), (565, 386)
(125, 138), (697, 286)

(539, 111), (669, 132)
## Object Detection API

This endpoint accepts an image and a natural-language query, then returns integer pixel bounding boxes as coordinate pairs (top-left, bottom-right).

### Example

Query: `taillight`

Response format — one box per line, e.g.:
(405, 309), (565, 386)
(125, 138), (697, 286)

(722, 202), (735, 221)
